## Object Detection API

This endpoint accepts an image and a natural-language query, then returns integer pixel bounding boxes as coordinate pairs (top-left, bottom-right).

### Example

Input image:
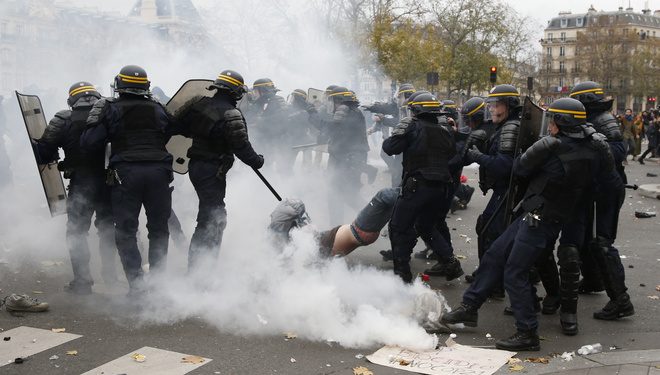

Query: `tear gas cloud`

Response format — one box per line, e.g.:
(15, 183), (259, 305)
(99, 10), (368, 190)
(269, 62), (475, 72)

(0, 0), (442, 349)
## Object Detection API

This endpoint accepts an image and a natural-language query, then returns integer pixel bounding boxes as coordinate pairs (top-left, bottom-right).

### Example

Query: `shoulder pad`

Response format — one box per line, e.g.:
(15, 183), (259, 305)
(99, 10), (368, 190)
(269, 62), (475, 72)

(591, 112), (623, 141)
(86, 98), (110, 126)
(53, 109), (71, 122)
(499, 121), (519, 153)
(224, 108), (244, 122)
(519, 135), (559, 169)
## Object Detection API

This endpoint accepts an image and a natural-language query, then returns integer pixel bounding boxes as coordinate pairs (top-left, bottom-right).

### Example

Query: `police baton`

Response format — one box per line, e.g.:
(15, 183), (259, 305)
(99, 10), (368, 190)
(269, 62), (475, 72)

(252, 168), (282, 201)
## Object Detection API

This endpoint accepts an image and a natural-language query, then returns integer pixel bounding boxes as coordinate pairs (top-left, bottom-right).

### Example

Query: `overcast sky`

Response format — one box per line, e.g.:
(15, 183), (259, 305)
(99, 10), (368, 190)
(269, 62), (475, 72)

(58, 0), (657, 38)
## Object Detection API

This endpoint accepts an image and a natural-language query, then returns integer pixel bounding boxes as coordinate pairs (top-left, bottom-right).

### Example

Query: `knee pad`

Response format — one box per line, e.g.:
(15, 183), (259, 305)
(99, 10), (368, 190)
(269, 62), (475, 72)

(557, 245), (580, 270)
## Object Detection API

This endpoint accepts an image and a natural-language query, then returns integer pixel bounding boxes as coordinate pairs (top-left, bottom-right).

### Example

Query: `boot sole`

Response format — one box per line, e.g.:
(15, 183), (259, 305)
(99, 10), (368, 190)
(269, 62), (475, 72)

(441, 319), (477, 327)
(593, 307), (635, 320)
(445, 270), (465, 281)
(496, 344), (540, 351)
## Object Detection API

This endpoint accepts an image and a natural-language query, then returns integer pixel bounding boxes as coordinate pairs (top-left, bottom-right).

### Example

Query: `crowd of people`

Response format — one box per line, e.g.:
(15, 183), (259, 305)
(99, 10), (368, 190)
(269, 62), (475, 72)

(615, 108), (660, 164)
(1, 64), (654, 352)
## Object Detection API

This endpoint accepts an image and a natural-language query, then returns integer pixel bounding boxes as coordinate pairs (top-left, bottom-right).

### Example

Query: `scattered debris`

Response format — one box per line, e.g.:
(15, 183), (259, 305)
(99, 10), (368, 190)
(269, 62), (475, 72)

(398, 359), (411, 366)
(508, 364), (524, 372)
(525, 357), (549, 364)
(353, 366), (374, 375)
(609, 346), (620, 351)
(355, 354), (364, 359)
(647, 173), (658, 177)
(284, 332), (297, 340)
(656, 285), (660, 292)
(486, 333), (492, 339)
(634, 211), (656, 218)
(326, 363), (331, 367)
(456, 218), (462, 221)
(66, 350), (78, 356)
(32, 339), (37, 343)
(181, 355), (205, 364)
(421, 273), (430, 282)
(629, 265), (634, 268)
(450, 333), (457, 339)
(290, 357), (296, 363)
(49, 355), (59, 360)
(620, 255), (628, 259)
(456, 255), (467, 260)
(648, 295), (659, 300)
(14, 357), (24, 364)
(560, 352), (575, 361)
(507, 358), (522, 365)
(640, 283), (646, 287)
(51, 328), (66, 333)
(131, 353), (146, 362)
(3, 337), (9, 341)
(32, 291), (43, 294)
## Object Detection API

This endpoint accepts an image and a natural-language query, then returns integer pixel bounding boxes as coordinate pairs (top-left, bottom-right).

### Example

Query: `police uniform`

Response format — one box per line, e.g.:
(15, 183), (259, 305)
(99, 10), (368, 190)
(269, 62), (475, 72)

(247, 78), (288, 174)
(35, 82), (116, 293)
(81, 65), (181, 292)
(178, 70), (263, 270)
(382, 92), (462, 283)
(570, 81), (634, 321)
(443, 98), (611, 351)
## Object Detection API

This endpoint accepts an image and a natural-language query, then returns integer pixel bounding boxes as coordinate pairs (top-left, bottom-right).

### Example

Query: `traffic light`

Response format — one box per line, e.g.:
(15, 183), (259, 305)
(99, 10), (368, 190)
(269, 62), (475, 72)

(648, 96), (656, 104)
(489, 66), (497, 84)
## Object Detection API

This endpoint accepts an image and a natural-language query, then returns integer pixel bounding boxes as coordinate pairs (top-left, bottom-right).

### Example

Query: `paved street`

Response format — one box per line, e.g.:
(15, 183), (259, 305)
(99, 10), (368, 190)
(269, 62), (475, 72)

(1, 157), (659, 375)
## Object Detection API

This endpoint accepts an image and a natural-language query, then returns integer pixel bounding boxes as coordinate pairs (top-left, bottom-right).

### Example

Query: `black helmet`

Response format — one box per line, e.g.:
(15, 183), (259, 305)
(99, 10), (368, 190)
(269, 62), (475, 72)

(328, 86), (354, 103)
(397, 83), (415, 97)
(67, 81), (100, 107)
(291, 88), (307, 100)
(485, 84), (521, 109)
(441, 99), (458, 120)
(547, 98), (587, 133)
(252, 78), (278, 94)
(211, 70), (248, 100)
(406, 90), (430, 104)
(461, 97), (486, 123)
(114, 65), (150, 95)
(569, 81), (605, 104)
(407, 92), (442, 116)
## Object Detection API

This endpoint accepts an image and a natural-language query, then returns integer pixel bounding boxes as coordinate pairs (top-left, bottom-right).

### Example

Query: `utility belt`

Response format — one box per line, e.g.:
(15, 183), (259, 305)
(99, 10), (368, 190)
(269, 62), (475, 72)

(401, 175), (448, 196)
(57, 161), (104, 179)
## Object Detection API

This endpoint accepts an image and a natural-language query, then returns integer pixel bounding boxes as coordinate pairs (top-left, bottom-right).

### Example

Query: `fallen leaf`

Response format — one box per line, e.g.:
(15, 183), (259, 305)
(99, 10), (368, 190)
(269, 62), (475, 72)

(509, 364), (525, 372)
(51, 328), (66, 333)
(507, 358), (522, 365)
(353, 366), (374, 375)
(525, 357), (549, 364)
(648, 295), (660, 300)
(181, 355), (205, 364)
(399, 359), (411, 366)
(131, 353), (146, 362)
(284, 332), (297, 339)
(66, 350), (78, 356)
(656, 285), (660, 292)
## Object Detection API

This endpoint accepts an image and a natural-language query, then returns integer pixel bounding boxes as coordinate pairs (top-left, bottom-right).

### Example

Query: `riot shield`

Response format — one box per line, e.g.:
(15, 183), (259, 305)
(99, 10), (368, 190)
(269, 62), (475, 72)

(165, 79), (214, 174)
(517, 96), (545, 153)
(15, 91), (67, 217)
(307, 88), (325, 109)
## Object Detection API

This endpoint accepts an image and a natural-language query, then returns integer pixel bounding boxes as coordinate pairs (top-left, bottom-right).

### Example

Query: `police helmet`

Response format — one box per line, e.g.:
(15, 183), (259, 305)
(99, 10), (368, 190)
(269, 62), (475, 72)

(288, 88), (307, 105)
(569, 81), (605, 105)
(441, 99), (458, 120)
(546, 98), (587, 131)
(460, 97), (486, 124)
(485, 84), (521, 109)
(252, 78), (278, 94)
(407, 92), (442, 116)
(114, 65), (150, 95)
(67, 81), (100, 107)
(328, 86), (354, 103)
(210, 70), (248, 100)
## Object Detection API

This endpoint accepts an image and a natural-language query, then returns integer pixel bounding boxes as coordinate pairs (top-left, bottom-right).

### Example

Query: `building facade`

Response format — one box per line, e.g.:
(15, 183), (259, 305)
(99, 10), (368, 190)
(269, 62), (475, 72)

(538, 6), (659, 112)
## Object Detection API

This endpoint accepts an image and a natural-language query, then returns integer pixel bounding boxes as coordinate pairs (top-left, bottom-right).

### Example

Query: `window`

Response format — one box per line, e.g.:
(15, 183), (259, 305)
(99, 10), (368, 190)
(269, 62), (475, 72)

(560, 32), (566, 41)
(546, 62), (551, 72)
(548, 32), (554, 40)
(576, 18), (584, 27)
(623, 28), (628, 35)
(560, 18), (568, 28)
(559, 77), (565, 87)
(547, 47), (552, 56)
(559, 61), (565, 72)
(560, 46), (565, 56)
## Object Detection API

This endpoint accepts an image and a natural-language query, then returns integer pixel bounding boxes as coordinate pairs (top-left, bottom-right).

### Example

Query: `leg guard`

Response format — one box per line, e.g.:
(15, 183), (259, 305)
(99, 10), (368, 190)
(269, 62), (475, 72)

(591, 236), (628, 299)
(557, 245), (580, 314)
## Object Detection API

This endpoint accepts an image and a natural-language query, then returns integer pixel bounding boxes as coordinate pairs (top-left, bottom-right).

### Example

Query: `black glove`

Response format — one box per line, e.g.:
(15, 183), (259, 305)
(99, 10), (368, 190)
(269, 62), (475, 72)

(305, 103), (317, 114)
(466, 145), (483, 163)
(253, 154), (265, 169)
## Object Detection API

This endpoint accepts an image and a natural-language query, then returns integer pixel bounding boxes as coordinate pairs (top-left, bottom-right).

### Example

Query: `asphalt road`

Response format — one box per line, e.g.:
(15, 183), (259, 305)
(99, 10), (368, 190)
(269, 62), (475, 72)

(1, 157), (659, 375)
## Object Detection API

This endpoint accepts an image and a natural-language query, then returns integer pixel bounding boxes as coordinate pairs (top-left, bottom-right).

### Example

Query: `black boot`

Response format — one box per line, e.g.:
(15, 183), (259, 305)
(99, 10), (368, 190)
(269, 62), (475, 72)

(424, 261), (447, 276)
(442, 257), (464, 281)
(465, 271), (476, 283)
(393, 258), (413, 284)
(441, 303), (478, 327)
(560, 312), (578, 336)
(541, 294), (561, 315)
(593, 292), (635, 320)
(379, 249), (393, 261)
(495, 330), (540, 351)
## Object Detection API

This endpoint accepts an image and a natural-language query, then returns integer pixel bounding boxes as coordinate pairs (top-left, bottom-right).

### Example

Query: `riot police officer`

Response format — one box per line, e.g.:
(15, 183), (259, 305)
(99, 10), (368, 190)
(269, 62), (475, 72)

(177, 70), (264, 270)
(248, 78), (287, 173)
(34, 82), (116, 294)
(383, 92), (462, 283)
(325, 87), (369, 223)
(569, 81), (634, 320)
(442, 98), (612, 351)
(462, 85), (521, 298)
(287, 89), (315, 170)
(81, 65), (181, 294)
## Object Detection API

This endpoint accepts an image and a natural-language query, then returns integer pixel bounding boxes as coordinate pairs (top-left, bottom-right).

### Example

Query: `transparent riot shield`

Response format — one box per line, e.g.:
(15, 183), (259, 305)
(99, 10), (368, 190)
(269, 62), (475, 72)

(165, 79), (214, 174)
(518, 96), (545, 153)
(15, 91), (67, 217)
(307, 88), (325, 109)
